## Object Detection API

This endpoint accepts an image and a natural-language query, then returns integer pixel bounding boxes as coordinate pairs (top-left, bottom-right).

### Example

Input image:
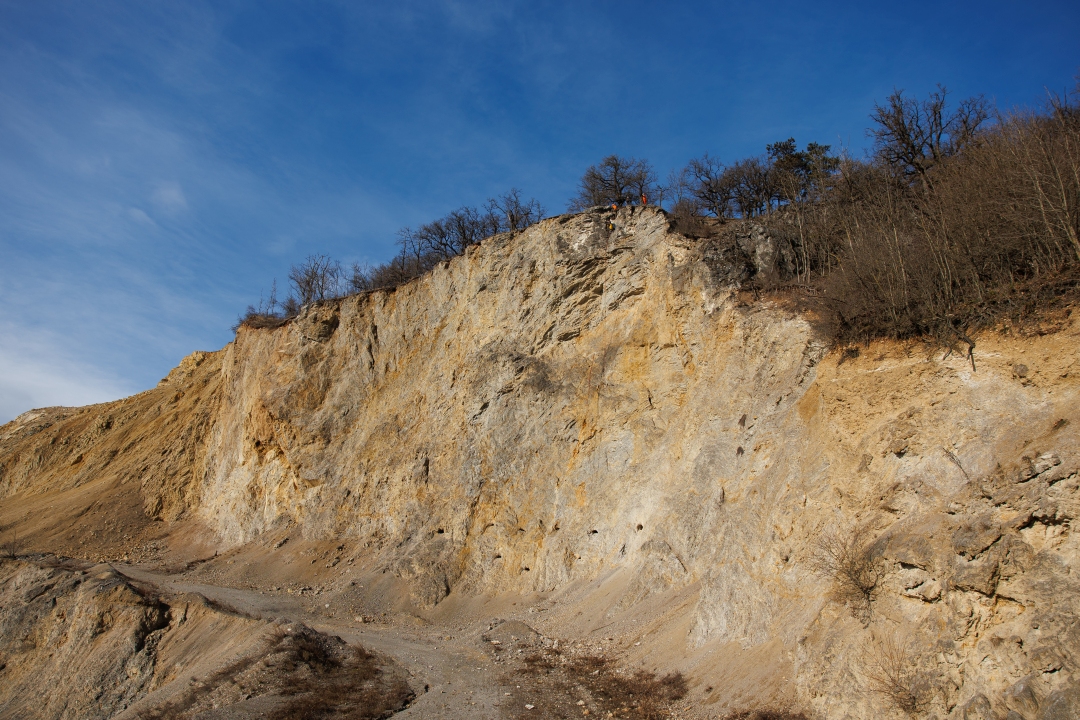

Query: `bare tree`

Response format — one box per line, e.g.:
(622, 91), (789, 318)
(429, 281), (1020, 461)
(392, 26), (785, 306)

(358, 254), (426, 290)
(683, 154), (735, 218)
(398, 205), (493, 270)
(240, 186), (545, 326)
(568, 155), (661, 211)
(347, 262), (375, 293)
(727, 156), (774, 217)
(288, 254), (344, 306)
(445, 206), (494, 250)
(665, 166), (710, 235)
(393, 190), (546, 287)
(487, 188), (545, 231)
(870, 85), (989, 190)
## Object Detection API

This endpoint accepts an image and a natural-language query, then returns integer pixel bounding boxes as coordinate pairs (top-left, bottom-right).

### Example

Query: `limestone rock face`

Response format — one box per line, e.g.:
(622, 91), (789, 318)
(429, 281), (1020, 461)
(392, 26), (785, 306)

(203, 207), (827, 623)
(2, 206), (1079, 717)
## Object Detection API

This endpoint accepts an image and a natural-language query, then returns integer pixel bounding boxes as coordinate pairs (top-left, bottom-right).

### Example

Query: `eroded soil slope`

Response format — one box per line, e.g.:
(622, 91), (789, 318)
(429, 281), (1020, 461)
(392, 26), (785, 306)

(0, 556), (412, 720)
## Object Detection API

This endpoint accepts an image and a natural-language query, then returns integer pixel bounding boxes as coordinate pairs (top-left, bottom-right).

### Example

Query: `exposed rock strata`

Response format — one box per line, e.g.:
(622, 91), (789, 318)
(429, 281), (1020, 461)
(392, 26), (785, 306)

(2, 206), (1079, 718)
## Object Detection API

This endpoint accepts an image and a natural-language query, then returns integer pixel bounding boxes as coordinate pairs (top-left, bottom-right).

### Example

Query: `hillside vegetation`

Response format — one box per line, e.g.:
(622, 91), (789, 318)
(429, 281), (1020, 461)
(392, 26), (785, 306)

(243, 83), (1080, 351)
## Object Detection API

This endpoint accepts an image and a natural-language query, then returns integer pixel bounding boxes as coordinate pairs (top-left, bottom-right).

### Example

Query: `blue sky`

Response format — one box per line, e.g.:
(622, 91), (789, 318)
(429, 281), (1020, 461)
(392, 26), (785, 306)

(1, 0), (1077, 422)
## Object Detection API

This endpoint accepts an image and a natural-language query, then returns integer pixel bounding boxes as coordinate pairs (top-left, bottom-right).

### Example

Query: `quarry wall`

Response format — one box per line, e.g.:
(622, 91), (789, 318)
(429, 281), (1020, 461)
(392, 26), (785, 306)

(2, 206), (1078, 718)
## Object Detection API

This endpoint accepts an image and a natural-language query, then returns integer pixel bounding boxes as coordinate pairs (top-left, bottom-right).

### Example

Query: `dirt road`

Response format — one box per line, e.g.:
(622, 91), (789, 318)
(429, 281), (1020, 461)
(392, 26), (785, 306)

(120, 565), (525, 718)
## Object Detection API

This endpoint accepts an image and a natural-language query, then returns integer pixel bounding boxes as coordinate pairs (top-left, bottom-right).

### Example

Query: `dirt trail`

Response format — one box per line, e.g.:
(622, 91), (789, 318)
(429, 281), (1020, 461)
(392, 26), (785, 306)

(114, 559), (708, 719)
(119, 564), (514, 718)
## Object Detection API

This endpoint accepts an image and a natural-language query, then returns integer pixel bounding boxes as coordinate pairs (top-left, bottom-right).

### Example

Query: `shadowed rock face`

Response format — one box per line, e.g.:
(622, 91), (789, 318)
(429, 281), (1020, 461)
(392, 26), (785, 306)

(2, 206), (1080, 718)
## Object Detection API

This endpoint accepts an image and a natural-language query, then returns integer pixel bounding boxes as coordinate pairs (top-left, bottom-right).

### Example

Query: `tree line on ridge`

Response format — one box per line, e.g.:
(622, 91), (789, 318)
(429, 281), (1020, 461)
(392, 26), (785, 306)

(241, 80), (1080, 347)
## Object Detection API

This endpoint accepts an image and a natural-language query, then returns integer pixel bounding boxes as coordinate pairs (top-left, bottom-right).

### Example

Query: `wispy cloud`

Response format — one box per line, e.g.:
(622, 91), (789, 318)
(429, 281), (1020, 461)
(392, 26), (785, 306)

(1, 0), (1077, 424)
(151, 181), (188, 215)
(128, 207), (156, 226)
(0, 319), (137, 422)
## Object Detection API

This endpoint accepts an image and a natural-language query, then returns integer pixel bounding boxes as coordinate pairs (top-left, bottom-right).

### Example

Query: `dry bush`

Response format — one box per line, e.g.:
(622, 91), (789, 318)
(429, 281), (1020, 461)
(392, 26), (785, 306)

(720, 711), (810, 720)
(236, 279), (291, 330)
(520, 649), (560, 674)
(265, 631), (409, 720)
(260, 627), (412, 720)
(809, 526), (884, 622)
(4, 530), (16, 559)
(819, 95), (1080, 346)
(515, 650), (687, 720)
(237, 313), (290, 330)
(138, 625), (411, 720)
(863, 634), (932, 715)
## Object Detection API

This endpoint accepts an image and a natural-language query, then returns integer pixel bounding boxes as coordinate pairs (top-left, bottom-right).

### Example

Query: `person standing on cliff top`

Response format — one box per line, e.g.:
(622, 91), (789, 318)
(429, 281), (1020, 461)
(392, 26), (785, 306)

(641, 192), (648, 205)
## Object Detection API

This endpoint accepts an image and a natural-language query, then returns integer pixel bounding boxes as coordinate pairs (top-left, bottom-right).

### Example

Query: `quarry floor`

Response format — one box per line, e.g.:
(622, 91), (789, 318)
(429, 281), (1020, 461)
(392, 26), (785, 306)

(101, 530), (771, 720)
(1, 520), (781, 719)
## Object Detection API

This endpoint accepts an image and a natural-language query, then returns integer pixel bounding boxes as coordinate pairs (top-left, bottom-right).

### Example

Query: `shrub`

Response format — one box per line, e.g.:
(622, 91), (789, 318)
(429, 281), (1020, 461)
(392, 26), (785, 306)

(3, 528), (17, 559)
(809, 525), (884, 622)
(863, 633), (932, 715)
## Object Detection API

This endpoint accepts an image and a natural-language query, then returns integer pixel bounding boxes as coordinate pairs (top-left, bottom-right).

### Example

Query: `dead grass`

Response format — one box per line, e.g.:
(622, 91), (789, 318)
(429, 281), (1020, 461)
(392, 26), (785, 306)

(513, 649), (687, 719)
(137, 624), (412, 720)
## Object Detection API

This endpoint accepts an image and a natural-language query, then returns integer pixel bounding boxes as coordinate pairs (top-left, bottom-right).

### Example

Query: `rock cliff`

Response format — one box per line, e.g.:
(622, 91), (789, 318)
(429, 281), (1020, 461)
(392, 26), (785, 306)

(2, 206), (1079, 718)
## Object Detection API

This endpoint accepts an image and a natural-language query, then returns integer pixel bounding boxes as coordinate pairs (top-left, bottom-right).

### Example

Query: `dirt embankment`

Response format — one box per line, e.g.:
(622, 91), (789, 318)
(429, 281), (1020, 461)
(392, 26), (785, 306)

(0, 556), (412, 720)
